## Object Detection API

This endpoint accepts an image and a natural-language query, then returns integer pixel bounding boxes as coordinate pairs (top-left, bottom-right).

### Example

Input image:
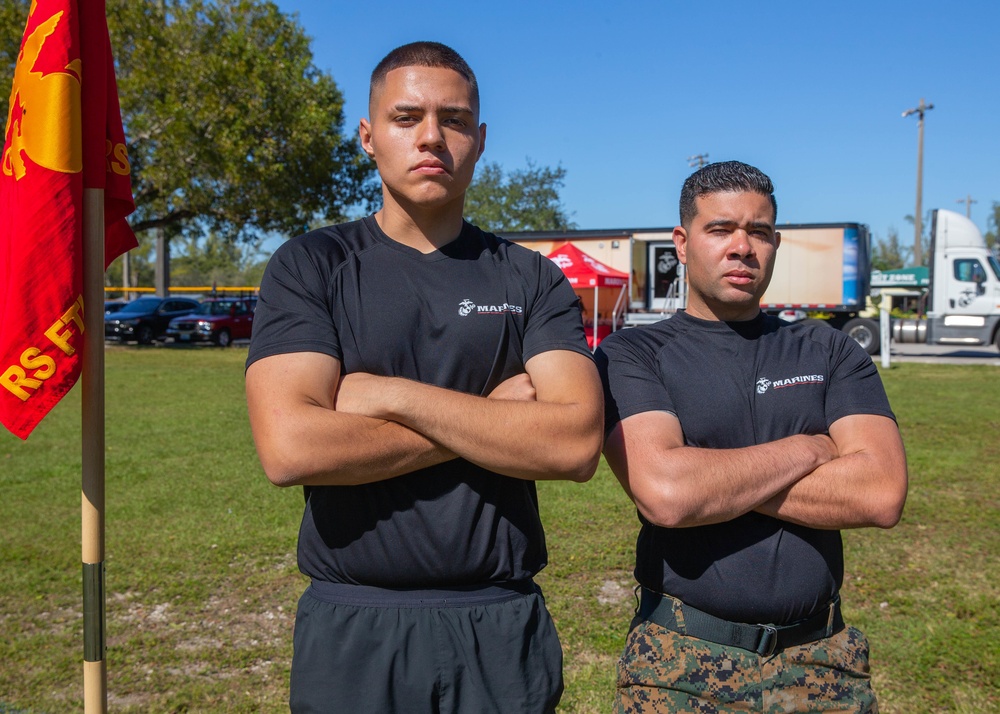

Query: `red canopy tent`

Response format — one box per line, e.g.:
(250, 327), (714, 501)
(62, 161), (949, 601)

(546, 243), (629, 349)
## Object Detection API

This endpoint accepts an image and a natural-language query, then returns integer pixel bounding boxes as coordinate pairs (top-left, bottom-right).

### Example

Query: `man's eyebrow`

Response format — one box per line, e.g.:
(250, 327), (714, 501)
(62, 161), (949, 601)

(440, 105), (474, 114)
(390, 103), (474, 114)
(702, 219), (774, 231)
(703, 219), (737, 229)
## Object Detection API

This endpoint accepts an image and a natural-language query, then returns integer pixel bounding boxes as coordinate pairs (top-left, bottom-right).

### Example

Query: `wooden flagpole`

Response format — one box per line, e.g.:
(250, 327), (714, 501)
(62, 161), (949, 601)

(81, 187), (107, 712)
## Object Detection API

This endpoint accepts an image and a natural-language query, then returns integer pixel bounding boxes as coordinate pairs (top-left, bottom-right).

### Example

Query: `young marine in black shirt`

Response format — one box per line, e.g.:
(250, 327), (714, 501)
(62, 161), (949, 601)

(246, 42), (603, 714)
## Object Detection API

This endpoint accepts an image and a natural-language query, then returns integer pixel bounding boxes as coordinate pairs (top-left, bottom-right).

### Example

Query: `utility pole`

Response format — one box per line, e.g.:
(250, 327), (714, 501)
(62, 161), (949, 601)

(902, 98), (933, 265)
(956, 194), (977, 218)
(687, 153), (709, 169)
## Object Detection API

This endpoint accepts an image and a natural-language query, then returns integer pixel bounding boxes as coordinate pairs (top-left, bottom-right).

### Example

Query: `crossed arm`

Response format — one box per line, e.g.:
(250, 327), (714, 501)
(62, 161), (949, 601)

(246, 349), (604, 487)
(604, 411), (907, 530)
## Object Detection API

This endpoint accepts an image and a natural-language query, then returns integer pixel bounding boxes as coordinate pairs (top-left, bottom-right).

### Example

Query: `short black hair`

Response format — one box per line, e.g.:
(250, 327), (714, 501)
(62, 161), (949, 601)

(679, 161), (777, 227)
(369, 41), (479, 112)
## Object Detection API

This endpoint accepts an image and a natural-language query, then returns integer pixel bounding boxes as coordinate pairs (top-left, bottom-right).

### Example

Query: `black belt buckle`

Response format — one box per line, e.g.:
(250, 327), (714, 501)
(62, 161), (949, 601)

(755, 624), (778, 656)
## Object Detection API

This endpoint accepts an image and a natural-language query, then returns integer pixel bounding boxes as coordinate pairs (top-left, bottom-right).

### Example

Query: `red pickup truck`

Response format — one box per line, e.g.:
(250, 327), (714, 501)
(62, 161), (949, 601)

(165, 297), (257, 347)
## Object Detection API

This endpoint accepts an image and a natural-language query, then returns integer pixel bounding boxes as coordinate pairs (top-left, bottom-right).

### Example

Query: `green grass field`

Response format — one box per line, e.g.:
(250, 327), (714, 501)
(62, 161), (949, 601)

(1, 347), (997, 712)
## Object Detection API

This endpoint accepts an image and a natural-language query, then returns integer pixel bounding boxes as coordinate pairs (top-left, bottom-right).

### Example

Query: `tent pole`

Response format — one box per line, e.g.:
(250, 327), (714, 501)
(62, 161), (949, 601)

(593, 285), (599, 352)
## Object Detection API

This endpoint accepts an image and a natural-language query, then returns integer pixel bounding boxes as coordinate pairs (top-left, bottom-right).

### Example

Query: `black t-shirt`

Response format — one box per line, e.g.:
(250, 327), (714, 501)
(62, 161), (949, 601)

(596, 311), (895, 624)
(247, 216), (590, 588)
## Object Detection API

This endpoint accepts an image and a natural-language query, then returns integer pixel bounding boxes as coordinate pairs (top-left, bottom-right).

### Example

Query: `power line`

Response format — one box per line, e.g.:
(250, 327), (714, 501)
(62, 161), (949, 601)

(687, 153), (709, 169)
(956, 194), (977, 218)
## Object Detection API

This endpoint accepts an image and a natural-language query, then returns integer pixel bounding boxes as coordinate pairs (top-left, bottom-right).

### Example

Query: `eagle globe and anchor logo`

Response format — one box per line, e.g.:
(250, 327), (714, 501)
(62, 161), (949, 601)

(458, 298), (524, 317)
(3, 4), (131, 182)
(757, 374), (825, 394)
(4, 8), (82, 180)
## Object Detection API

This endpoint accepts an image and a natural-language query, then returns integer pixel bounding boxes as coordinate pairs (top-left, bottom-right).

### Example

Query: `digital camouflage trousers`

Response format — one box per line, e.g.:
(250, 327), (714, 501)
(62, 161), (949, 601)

(614, 618), (878, 713)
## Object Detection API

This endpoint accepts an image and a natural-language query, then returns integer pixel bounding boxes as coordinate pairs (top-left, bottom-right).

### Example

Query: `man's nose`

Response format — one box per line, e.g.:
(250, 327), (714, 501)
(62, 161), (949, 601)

(417, 118), (445, 149)
(727, 230), (754, 258)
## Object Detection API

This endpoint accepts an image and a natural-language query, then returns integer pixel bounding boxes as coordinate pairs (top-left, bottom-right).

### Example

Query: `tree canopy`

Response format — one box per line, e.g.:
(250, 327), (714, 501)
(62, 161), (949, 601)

(103, 231), (267, 291)
(2, 0), (376, 243)
(872, 227), (906, 271)
(0, 1), (26, 90)
(985, 201), (999, 254)
(902, 212), (931, 267)
(464, 160), (575, 233)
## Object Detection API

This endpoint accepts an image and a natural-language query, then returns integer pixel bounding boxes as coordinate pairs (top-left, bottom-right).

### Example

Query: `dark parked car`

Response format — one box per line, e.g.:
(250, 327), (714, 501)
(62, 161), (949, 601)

(104, 300), (127, 314)
(104, 296), (200, 345)
(166, 297), (256, 347)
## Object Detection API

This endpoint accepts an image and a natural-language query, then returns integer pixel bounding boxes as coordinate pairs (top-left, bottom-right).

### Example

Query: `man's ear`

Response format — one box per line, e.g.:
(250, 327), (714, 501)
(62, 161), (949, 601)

(673, 226), (689, 264)
(359, 118), (375, 159)
(775, 230), (781, 250)
(477, 123), (487, 159)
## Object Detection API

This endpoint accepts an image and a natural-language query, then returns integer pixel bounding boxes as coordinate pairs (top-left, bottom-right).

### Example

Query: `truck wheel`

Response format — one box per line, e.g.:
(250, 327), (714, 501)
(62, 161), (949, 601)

(136, 325), (154, 345)
(843, 318), (880, 355)
(214, 329), (231, 347)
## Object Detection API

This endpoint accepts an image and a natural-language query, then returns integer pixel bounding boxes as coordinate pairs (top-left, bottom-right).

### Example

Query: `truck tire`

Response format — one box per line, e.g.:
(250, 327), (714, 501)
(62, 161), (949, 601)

(843, 318), (880, 355)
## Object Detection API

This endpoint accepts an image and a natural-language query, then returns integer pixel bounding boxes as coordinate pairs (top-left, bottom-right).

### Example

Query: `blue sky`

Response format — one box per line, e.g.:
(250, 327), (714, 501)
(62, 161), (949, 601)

(274, 0), (1000, 252)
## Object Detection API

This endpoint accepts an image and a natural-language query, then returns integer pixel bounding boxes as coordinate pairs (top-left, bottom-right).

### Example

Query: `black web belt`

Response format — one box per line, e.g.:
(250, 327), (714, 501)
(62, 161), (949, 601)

(638, 587), (844, 657)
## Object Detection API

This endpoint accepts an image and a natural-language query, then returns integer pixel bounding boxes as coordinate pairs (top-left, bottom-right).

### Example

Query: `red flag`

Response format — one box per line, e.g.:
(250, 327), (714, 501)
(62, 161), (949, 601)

(0, 0), (136, 439)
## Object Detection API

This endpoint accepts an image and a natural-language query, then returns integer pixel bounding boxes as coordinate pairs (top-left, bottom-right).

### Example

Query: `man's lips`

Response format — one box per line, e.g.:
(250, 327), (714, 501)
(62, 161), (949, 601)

(724, 270), (754, 285)
(412, 160), (449, 175)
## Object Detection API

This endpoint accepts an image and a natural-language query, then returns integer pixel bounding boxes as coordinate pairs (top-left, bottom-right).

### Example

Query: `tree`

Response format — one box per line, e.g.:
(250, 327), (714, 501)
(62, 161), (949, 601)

(986, 201), (999, 256)
(0, 1), (28, 94)
(3, 0), (377, 241)
(108, 0), (376, 241)
(903, 212), (932, 267)
(104, 231), (155, 291)
(464, 160), (575, 232)
(169, 232), (266, 287)
(872, 227), (906, 271)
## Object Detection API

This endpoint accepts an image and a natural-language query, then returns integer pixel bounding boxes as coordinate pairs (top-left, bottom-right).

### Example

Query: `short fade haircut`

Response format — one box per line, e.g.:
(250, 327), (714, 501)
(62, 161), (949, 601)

(369, 41), (479, 112)
(679, 161), (777, 228)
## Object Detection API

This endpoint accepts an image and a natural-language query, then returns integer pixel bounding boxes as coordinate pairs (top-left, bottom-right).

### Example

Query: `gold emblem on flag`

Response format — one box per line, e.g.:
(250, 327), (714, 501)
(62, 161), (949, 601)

(2, 7), (83, 180)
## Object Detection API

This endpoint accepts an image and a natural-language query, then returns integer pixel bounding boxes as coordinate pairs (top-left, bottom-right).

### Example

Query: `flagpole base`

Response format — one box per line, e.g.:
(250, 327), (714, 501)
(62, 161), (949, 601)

(84, 659), (107, 714)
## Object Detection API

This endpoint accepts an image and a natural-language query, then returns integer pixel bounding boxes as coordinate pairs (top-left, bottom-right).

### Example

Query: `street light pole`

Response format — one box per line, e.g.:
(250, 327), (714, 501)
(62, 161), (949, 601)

(902, 98), (933, 266)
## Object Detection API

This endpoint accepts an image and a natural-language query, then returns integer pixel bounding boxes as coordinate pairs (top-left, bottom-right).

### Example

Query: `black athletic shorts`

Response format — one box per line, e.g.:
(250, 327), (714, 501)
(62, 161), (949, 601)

(289, 580), (563, 714)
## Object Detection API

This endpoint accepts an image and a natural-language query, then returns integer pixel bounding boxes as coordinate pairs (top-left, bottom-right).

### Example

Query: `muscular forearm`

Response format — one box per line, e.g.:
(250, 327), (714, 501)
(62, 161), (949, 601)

(755, 418), (908, 529)
(246, 353), (458, 487)
(658, 436), (835, 526)
(755, 456), (902, 529)
(612, 423), (837, 528)
(251, 402), (456, 487)
(340, 373), (602, 482)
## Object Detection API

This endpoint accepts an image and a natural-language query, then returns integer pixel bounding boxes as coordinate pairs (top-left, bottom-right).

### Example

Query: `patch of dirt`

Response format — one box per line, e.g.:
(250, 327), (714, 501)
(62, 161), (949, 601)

(109, 589), (292, 652)
(596, 579), (632, 605)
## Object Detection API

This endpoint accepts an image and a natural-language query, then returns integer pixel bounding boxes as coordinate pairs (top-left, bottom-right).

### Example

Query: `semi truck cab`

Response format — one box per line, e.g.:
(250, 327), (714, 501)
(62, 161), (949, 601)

(927, 209), (1000, 348)
(891, 209), (1000, 352)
